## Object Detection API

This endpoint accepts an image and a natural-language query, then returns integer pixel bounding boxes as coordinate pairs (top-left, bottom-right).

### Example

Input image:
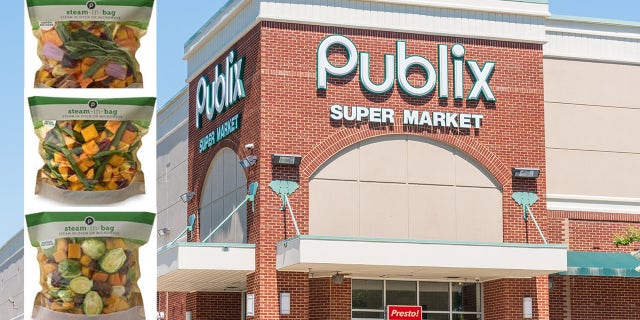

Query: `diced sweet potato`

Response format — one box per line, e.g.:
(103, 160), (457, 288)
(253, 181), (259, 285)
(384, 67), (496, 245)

(44, 263), (58, 273)
(92, 272), (109, 282)
(120, 130), (137, 145)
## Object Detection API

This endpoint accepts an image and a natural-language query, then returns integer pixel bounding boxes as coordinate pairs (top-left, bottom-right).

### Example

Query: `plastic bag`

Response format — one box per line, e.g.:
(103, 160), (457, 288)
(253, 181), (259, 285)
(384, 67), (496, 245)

(27, 0), (154, 88)
(29, 96), (155, 204)
(26, 211), (155, 319)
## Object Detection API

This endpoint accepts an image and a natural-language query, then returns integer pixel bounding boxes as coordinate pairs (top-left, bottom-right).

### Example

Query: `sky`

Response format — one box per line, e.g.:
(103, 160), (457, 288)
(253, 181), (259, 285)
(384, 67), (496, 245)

(0, 1), (638, 246)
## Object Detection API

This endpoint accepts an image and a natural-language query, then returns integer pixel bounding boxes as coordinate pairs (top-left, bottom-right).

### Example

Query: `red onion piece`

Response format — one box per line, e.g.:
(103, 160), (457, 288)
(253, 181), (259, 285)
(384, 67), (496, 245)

(105, 62), (127, 80)
(42, 42), (65, 61)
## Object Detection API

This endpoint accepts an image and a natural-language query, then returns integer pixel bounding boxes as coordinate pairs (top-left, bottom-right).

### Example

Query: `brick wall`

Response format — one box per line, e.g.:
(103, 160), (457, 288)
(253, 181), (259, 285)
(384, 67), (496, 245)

(158, 291), (242, 320)
(548, 211), (640, 252)
(309, 278), (351, 320)
(484, 277), (549, 320)
(549, 276), (640, 320)
(185, 19), (550, 320)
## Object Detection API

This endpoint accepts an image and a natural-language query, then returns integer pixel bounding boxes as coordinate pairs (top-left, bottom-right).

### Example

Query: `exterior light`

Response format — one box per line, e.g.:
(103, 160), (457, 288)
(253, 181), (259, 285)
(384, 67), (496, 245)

(512, 167), (540, 179)
(180, 191), (195, 203)
(272, 154), (302, 165)
(331, 272), (344, 284)
(239, 155), (258, 169)
(523, 297), (533, 318)
(157, 228), (170, 236)
(157, 312), (166, 320)
(280, 292), (291, 314)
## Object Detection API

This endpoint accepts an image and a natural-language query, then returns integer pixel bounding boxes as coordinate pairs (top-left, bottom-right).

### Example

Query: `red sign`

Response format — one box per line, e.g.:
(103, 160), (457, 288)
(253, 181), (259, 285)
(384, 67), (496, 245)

(387, 305), (422, 320)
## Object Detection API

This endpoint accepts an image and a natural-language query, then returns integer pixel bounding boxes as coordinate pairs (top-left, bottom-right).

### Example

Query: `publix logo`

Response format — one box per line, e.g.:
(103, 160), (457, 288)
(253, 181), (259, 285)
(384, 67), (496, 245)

(195, 50), (246, 129)
(317, 34), (496, 101)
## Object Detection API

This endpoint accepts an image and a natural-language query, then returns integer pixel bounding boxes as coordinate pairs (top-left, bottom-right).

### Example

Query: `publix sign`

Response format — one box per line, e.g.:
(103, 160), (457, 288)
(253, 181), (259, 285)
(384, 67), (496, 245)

(194, 50), (245, 153)
(317, 35), (496, 101)
(195, 50), (245, 129)
(317, 34), (496, 129)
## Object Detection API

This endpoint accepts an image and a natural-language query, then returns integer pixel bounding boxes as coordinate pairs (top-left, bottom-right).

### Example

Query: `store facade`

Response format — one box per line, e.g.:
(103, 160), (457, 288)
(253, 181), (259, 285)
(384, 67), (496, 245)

(156, 1), (640, 319)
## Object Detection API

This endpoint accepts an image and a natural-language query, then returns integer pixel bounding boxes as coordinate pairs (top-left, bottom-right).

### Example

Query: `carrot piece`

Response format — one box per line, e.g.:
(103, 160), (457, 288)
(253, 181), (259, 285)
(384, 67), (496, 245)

(79, 77), (93, 88)
(105, 121), (121, 134)
(67, 243), (82, 259)
(108, 273), (123, 286)
(92, 272), (109, 282)
(120, 130), (137, 145)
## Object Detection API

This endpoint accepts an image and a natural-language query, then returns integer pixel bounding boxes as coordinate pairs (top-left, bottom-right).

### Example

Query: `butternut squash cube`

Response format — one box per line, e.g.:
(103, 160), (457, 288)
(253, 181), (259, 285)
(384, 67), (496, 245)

(81, 124), (99, 142)
(105, 121), (121, 134)
(108, 154), (125, 167)
(82, 140), (100, 156)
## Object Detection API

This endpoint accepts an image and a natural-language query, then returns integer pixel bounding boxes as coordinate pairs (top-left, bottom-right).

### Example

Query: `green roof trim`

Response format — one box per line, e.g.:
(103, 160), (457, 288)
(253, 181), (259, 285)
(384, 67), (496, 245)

(277, 235), (567, 249)
(549, 15), (640, 28)
(557, 251), (640, 278)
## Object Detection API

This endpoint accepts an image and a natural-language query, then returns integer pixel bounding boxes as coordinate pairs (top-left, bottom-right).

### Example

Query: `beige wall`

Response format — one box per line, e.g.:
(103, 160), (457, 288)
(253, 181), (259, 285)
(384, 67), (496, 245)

(200, 148), (248, 243)
(309, 135), (503, 242)
(544, 59), (640, 200)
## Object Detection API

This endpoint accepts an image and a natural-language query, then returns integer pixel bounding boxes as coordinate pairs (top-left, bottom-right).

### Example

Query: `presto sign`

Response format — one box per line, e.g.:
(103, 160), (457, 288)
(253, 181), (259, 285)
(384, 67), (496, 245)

(387, 305), (422, 320)
(317, 34), (496, 101)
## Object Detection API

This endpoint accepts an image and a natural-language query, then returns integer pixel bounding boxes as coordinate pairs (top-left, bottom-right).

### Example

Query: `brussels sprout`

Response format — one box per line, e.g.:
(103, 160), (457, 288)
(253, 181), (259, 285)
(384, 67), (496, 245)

(69, 276), (93, 294)
(58, 259), (81, 279)
(99, 248), (126, 273)
(58, 290), (75, 302)
(81, 239), (106, 259)
(83, 291), (103, 315)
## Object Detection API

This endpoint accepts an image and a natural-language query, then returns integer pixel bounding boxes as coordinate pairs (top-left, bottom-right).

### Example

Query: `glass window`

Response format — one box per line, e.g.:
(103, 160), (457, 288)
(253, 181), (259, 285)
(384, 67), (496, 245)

(386, 281), (417, 306)
(423, 313), (449, 320)
(352, 311), (384, 319)
(452, 283), (479, 313)
(352, 280), (482, 320)
(352, 280), (384, 310)
(419, 282), (449, 312)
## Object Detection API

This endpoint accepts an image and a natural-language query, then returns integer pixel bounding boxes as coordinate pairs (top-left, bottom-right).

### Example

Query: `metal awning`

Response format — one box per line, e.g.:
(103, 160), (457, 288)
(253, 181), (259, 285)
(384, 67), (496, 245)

(276, 235), (567, 281)
(558, 251), (640, 277)
(157, 242), (255, 292)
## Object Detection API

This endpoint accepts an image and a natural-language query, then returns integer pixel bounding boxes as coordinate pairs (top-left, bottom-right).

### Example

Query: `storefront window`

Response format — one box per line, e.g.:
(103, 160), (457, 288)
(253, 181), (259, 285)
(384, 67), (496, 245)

(386, 281), (417, 306)
(352, 280), (481, 320)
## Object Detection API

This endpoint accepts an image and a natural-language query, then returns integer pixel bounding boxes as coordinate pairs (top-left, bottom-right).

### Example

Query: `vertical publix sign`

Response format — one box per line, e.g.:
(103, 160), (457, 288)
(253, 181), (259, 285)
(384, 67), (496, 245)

(195, 51), (244, 153)
(318, 35), (496, 129)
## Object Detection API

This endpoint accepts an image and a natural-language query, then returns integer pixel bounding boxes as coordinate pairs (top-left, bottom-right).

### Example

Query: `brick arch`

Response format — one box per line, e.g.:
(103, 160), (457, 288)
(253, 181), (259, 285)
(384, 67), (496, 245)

(188, 133), (246, 242)
(301, 130), (511, 189)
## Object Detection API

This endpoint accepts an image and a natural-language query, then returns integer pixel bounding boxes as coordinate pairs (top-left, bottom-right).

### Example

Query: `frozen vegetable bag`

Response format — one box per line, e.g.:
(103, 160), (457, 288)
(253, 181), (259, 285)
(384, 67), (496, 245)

(27, 0), (154, 88)
(26, 211), (155, 320)
(29, 96), (155, 204)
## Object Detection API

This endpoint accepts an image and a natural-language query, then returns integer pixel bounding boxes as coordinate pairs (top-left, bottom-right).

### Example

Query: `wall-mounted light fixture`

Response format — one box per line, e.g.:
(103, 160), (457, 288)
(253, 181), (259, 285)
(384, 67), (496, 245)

(512, 167), (540, 179)
(523, 297), (533, 318)
(331, 272), (344, 284)
(157, 311), (166, 320)
(157, 228), (170, 236)
(180, 191), (195, 203)
(239, 155), (258, 169)
(280, 292), (291, 315)
(272, 154), (302, 166)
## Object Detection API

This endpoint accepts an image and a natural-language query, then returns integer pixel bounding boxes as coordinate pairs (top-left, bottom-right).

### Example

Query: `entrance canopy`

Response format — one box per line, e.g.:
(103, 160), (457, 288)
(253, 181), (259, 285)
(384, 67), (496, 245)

(558, 251), (640, 277)
(158, 242), (255, 292)
(276, 236), (567, 281)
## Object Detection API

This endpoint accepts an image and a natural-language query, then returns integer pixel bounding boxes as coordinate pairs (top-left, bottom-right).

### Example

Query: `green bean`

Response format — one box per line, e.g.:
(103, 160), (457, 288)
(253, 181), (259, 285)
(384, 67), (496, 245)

(52, 129), (91, 190)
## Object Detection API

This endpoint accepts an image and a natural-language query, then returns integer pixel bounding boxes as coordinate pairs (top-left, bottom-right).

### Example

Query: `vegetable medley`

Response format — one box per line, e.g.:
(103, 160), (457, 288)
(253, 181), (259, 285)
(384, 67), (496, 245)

(37, 237), (141, 315)
(35, 21), (144, 88)
(39, 119), (146, 191)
